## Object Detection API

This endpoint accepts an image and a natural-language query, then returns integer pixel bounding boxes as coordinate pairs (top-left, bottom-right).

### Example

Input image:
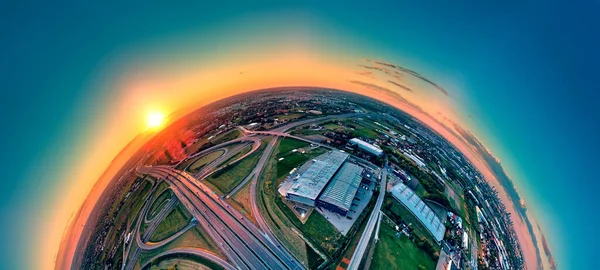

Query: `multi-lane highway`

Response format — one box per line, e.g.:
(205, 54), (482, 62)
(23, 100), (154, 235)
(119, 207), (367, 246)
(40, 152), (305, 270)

(126, 113), (369, 269)
(139, 247), (236, 270)
(139, 166), (304, 270)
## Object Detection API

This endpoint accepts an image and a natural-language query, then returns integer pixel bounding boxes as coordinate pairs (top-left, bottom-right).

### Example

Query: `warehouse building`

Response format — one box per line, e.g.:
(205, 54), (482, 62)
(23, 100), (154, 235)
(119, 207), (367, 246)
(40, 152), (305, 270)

(317, 162), (364, 216)
(286, 151), (349, 206)
(390, 183), (446, 242)
(349, 138), (384, 157)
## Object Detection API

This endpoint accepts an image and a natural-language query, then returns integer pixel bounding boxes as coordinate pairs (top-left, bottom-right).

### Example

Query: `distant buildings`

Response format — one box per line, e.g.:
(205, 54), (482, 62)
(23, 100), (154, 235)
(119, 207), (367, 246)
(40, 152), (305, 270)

(349, 138), (384, 157)
(402, 150), (427, 168)
(390, 183), (446, 242)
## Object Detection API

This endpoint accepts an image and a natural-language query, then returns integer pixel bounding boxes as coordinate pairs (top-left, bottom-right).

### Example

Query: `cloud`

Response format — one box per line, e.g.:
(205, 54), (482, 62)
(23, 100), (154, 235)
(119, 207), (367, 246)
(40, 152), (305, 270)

(355, 71), (375, 79)
(361, 59), (450, 96)
(348, 80), (394, 94)
(388, 80), (413, 92)
(348, 80), (426, 114)
(538, 225), (558, 270)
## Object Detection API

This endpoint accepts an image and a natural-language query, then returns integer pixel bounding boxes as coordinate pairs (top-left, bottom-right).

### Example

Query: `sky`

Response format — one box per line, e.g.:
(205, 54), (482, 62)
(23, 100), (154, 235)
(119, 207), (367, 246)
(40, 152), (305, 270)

(1, 1), (599, 269)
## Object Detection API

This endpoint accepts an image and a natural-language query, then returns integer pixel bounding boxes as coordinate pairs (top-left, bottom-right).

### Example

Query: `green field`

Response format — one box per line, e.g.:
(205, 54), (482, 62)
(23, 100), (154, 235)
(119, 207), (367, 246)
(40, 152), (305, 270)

(275, 138), (327, 179)
(371, 218), (436, 270)
(276, 153), (308, 179)
(275, 113), (303, 120)
(219, 144), (252, 166)
(187, 150), (224, 172)
(205, 143), (265, 195)
(277, 138), (309, 155)
(323, 123), (347, 130)
(147, 254), (225, 270)
(382, 196), (439, 252)
(290, 128), (323, 136)
(302, 209), (343, 256)
(100, 178), (153, 265)
(256, 137), (341, 267)
(228, 180), (257, 224)
(149, 204), (192, 242)
(211, 129), (242, 145)
(147, 189), (174, 221)
(343, 120), (379, 139)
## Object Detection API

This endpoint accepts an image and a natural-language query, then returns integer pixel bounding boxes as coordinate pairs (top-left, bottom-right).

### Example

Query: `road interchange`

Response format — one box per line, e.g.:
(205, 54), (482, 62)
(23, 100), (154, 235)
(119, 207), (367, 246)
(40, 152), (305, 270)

(122, 112), (393, 269)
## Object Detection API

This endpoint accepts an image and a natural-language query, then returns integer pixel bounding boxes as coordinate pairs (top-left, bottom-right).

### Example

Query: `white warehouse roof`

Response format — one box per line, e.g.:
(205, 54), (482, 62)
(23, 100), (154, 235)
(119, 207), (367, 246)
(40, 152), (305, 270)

(390, 183), (446, 242)
(349, 138), (383, 156)
(286, 151), (349, 202)
(319, 162), (364, 212)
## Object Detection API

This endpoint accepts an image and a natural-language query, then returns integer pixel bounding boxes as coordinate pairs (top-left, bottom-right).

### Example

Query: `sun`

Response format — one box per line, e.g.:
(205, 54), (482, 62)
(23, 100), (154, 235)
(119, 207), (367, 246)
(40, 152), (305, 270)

(146, 111), (165, 128)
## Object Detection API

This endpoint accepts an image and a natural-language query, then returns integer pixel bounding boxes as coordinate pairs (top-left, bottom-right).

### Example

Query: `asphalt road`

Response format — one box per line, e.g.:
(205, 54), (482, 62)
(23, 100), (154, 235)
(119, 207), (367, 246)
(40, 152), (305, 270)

(126, 113), (365, 269)
(139, 247), (236, 270)
(346, 161), (388, 270)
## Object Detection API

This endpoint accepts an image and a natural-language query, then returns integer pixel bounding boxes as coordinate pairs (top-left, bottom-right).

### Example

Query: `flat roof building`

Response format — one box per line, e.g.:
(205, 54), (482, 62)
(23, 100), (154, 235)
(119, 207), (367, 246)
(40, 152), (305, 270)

(318, 162), (364, 216)
(390, 183), (446, 242)
(349, 138), (384, 157)
(286, 151), (349, 206)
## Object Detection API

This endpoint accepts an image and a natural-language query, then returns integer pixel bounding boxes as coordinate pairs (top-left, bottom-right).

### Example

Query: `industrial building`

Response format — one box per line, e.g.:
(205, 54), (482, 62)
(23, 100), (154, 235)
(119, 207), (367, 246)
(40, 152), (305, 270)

(349, 138), (384, 157)
(286, 151), (349, 206)
(317, 162), (364, 216)
(390, 183), (446, 242)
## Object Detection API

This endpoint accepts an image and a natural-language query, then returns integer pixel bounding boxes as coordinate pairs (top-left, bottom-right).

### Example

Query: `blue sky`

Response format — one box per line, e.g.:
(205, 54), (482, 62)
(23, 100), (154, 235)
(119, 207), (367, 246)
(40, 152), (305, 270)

(1, 1), (599, 269)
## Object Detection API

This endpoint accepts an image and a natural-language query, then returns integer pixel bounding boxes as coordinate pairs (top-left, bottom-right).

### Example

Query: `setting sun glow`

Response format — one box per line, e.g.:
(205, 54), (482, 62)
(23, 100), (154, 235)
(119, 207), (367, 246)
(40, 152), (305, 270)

(146, 111), (165, 128)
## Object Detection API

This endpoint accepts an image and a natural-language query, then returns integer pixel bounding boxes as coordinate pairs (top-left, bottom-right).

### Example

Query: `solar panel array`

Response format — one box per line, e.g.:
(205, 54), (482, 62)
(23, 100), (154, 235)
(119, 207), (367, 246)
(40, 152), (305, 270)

(390, 183), (446, 242)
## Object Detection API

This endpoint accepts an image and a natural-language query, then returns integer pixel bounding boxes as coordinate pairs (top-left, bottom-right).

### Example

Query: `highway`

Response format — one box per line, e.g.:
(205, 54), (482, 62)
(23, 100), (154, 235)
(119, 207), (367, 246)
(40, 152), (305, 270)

(139, 166), (304, 270)
(193, 141), (254, 178)
(346, 161), (388, 270)
(139, 247), (235, 270)
(123, 182), (162, 269)
(126, 113), (365, 269)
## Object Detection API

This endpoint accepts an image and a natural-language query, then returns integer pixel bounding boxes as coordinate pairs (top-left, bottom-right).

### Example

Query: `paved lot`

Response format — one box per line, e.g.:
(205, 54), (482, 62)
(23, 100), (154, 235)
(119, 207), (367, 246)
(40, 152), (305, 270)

(318, 179), (375, 235)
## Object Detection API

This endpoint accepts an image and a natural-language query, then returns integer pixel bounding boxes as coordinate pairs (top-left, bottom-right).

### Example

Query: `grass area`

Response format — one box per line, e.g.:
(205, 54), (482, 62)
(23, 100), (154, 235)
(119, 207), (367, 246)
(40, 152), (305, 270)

(426, 199), (449, 221)
(140, 225), (222, 266)
(276, 153), (309, 179)
(149, 204), (192, 242)
(256, 138), (313, 267)
(277, 138), (309, 155)
(205, 143), (265, 195)
(323, 123), (346, 130)
(371, 217), (436, 270)
(343, 120), (379, 139)
(154, 181), (170, 198)
(414, 183), (428, 197)
(382, 196), (439, 250)
(290, 128), (324, 136)
(147, 189), (174, 221)
(306, 242), (325, 269)
(219, 144), (252, 166)
(210, 129), (242, 145)
(148, 254), (225, 270)
(229, 180), (257, 225)
(275, 138), (327, 179)
(100, 177), (153, 265)
(276, 113), (303, 120)
(187, 150), (224, 172)
(301, 211), (343, 256)
(265, 139), (343, 257)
